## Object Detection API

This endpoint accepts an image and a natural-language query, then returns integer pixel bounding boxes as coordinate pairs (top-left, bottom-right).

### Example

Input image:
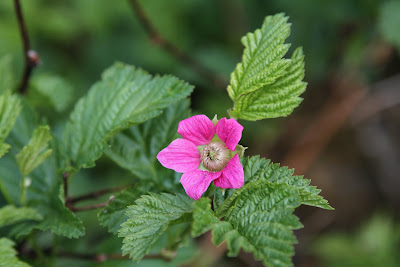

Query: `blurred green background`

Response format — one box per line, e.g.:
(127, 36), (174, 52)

(1, 0), (400, 266)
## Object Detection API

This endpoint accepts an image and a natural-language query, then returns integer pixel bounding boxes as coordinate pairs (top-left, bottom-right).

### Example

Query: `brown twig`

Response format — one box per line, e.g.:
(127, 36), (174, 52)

(57, 251), (171, 262)
(67, 185), (130, 204)
(127, 0), (227, 88)
(68, 195), (115, 212)
(62, 172), (69, 200)
(14, 0), (39, 94)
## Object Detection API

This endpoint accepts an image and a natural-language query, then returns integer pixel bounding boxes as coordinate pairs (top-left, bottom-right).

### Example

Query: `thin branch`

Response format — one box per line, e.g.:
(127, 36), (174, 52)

(68, 196), (114, 212)
(127, 0), (227, 88)
(68, 185), (130, 204)
(14, 0), (39, 94)
(57, 251), (172, 262)
(62, 172), (69, 201)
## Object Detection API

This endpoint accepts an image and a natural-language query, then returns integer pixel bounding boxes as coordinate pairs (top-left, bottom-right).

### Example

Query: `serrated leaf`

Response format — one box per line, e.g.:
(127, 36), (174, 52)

(29, 74), (74, 112)
(0, 238), (31, 267)
(194, 181), (303, 267)
(62, 63), (194, 171)
(119, 193), (194, 262)
(98, 185), (149, 234)
(216, 156), (332, 218)
(0, 205), (42, 227)
(232, 48), (307, 120)
(106, 99), (190, 185)
(0, 92), (21, 158)
(227, 13), (307, 121)
(0, 102), (84, 238)
(16, 125), (52, 177)
(0, 55), (15, 94)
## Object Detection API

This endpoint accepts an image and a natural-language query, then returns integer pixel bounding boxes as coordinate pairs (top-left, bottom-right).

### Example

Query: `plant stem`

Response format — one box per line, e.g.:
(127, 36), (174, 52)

(68, 185), (130, 204)
(127, 0), (227, 88)
(14, 0), (39, 94)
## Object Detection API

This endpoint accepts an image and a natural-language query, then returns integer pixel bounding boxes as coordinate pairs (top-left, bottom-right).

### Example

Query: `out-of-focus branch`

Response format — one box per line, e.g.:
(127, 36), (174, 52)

(67, 185), (131, 204)
(68, 195), (115, 212)
(127, 0), (227, 88)
(282, 76), (367, 174)
(14, 0), (39, 94)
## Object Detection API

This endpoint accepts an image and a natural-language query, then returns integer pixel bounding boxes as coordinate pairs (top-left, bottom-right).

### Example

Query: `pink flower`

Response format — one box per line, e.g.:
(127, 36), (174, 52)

(157, 115), (245, 200)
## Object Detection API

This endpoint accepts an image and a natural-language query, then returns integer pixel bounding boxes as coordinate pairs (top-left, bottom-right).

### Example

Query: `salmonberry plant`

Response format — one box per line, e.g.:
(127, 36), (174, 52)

(0, 12), (332, 267)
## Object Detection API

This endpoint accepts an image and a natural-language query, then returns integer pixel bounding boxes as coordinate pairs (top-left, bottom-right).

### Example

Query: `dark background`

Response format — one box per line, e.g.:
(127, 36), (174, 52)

(1, 0), (400, 266)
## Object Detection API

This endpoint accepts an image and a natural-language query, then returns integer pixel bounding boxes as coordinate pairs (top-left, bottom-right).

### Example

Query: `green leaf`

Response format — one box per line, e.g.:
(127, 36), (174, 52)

(217, 156), (332, 218)
(0, 55), (15, 94)
(98, 185), (149, 234)
(119, 193), (194, 262)
(0, 92), (22, 158)
(62, 63), (194, 171)
(105, 99), (190, 185)
(379, 1), (400, 50)
(0, 102), (84, 238)
(0, 205), (42, 227)
(193, 181), (303, 267)
(227, 13), (307, 121)
(29, 74), (74, 112)
(0, 143), (10, 158)
(16, 125), (52, 177)
(0, 238), (31, 267)
(231, 48), (307, 121)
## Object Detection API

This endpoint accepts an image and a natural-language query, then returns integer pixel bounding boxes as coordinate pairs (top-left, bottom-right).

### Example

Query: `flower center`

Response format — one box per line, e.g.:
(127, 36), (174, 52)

(200, 142), (231, 171)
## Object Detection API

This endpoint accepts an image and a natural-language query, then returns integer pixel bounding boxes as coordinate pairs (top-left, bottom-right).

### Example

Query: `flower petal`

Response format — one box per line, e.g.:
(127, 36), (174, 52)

(181, 170), (221, 200)
(178, 115), (215, 146)
(214, 154), (244, 189)
(157, 139), (200, 173)
(216, 118), (243, 151)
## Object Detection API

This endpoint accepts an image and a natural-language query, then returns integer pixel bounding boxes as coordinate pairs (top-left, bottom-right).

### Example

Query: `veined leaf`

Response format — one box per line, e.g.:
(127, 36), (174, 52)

(0, 55), (15, 94)
(62, 63), (194, 171)
(0, 92), (21, 159)
(16, 125), (52, 177)
(0, 205), (42, 227)
(193, 181), (303, 267)
(227, 13), (307, 121)
(98, 185), (150, 234)
(0, 238), (31, 267)
(216, 156), (332, 217)
(119, 193), (194, 262)
(29, 74), (74, 112)
(0, 102), (84, 238)
(106, 99), (190, 185)
(232, 48), (307, 120)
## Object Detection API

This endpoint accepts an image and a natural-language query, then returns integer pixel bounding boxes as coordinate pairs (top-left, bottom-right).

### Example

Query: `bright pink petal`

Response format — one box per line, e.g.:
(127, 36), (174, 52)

(157, 139), (200, 173)
(214, 154), (244, 189)
(178, 115), (215, 146)
(181, 170), (221, 200)
(216, 118), (243, 151)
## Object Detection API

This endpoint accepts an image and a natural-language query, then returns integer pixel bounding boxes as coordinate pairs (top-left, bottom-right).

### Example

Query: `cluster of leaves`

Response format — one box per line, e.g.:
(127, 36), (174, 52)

(0, 13), (331, 267)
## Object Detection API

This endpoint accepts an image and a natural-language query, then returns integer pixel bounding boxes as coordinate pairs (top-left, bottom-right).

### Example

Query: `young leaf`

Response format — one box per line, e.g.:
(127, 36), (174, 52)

(0, 205), (42, 227)
(216, 156), (332, 218)
(105, 99), (190, 185)
(62, 63), (194, 171)
(227, 13), (307, 121)
(232, 48), (307, 121)
(119, 193), (194, 262)
(0, 238), (31, 267)
(0, 55), (15, 94)
(193, 181), (303, 267)
(0, 103), (84, 238)
(16, 125), (52, 177)
(0, 92), (22, 158)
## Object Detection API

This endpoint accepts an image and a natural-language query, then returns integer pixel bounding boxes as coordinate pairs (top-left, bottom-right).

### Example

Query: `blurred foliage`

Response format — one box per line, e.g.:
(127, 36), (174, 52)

(0, 0), (400, 266)
(314, 213), (400, 267)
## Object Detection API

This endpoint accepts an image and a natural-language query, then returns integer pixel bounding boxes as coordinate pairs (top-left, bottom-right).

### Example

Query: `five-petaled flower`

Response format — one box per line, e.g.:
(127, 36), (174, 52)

(157, 115), (245, 200)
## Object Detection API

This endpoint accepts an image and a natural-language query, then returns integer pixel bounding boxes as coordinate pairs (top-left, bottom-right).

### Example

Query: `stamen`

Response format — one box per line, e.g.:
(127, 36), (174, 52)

(200, 142), (231, 171)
